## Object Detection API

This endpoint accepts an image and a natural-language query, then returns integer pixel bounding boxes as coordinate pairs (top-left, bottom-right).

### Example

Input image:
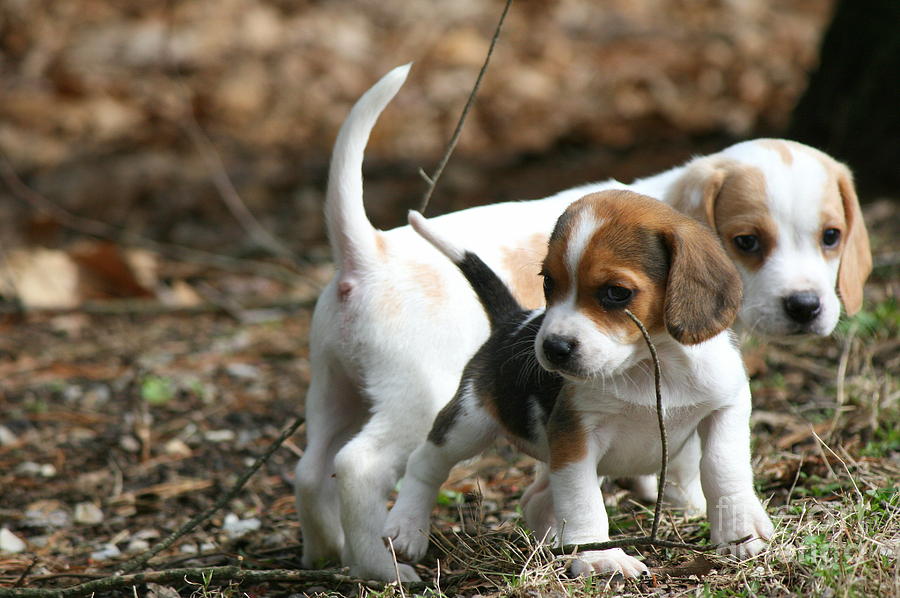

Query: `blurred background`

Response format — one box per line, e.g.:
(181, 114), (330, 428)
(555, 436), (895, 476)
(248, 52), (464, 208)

(0, 0), (896, 307)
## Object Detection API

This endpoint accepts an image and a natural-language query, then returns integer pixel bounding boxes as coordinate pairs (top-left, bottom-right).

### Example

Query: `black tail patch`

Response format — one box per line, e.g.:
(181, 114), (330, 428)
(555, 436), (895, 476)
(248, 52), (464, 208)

(457, 252), (523, 330)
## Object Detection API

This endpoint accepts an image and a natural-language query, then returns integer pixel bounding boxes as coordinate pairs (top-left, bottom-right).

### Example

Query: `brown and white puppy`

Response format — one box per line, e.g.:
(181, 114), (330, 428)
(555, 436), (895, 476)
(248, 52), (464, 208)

(384, 191), (773, 578)
(295, 65), (869, 581)
(665, 140), (872, 336)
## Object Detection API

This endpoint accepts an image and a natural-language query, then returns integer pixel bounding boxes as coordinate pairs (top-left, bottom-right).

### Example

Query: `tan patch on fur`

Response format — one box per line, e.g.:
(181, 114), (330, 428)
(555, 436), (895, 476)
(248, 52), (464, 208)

(757, 139), (794, 165)
(477, 388), (501, 421)
(543, 237), (571, 304)
(826, 162), (871, 314)
(666, 157), (730, 228)
(408, 261), (445, 303)
(501, 233), (549, 310)
(713, 164), (777, 273)
(377, 285), (403, 319)
(375, 232), (388, 257)
(548, 387), (588, 472)
(819, 169), (846, 262)
(578, 194), (675, 339)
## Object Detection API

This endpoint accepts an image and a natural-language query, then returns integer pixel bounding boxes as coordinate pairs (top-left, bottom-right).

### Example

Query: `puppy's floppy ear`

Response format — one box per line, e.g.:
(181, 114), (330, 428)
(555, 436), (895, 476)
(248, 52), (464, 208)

(834, 165), (871, 315)
(666, 156), (730, 230)
(661, 219), (742, 344)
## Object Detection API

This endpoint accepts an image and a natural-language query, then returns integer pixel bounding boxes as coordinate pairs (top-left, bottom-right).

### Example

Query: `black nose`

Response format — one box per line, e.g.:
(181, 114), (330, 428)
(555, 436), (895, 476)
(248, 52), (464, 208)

(542, 335), (578, 366)
(783, 291), (822, 324)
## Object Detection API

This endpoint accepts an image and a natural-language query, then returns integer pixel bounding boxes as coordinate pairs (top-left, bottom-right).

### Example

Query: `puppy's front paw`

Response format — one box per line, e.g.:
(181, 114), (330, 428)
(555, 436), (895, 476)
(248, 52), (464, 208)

(382, 510), (430, 564)
(349, 561), (421, 583)
(569, 548), (648, 578)
(710, 495), (774, 559)
(394, 563), (421, 582)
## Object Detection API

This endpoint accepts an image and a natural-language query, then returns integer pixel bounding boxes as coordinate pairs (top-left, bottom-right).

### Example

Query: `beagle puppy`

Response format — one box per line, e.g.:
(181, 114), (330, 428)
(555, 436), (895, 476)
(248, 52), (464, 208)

(295, 65), (869, 581)
(383, 192), (774, 577)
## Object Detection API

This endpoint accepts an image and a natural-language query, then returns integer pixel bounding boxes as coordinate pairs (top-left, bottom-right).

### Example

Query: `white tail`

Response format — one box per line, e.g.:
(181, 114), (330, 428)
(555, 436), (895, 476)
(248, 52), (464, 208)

(325, 63), (412, 275)
(407, 210), (465, 264)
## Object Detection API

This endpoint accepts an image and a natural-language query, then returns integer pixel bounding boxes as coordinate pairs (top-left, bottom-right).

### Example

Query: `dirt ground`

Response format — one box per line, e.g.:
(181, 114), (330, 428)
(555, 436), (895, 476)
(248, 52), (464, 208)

(0, 189), (897, 597)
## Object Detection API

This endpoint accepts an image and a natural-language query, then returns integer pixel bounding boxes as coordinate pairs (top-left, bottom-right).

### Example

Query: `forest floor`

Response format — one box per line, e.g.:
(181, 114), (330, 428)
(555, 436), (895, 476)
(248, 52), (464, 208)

(0, 196), (897, 597)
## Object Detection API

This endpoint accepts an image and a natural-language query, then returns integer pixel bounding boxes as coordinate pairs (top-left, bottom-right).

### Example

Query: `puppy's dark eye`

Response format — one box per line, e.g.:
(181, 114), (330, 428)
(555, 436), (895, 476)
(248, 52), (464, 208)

(733, 234), (761, 254)
(541, 272), (554, 299)
(822, 228), (841, 248)
(598, 285), (633, 309)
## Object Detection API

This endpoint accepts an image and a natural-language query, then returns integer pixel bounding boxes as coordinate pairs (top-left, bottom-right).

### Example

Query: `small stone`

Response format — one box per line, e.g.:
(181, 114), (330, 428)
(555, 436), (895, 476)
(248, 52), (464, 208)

(25, 500), (71, 528)
(225, 363), (259, 379)
(74, 502), (104, 525)
(179, 541), (216, 553)
(133, 528), (161, 541)
(63, 385), (84, 403)
(0, 425), (17, 446)
(146, 583), (181, 598)
(16, 462), (56, 477)
(0, 528), (26, 553)
(204, 429), (236, 443)
(84, 385), (111, 408)
(126, 539), (150, 553)
(119, 435), (140, 452)
(90, 543), (121, 561)
(163, 438), (192, 456)
(222, 513), (261, 539)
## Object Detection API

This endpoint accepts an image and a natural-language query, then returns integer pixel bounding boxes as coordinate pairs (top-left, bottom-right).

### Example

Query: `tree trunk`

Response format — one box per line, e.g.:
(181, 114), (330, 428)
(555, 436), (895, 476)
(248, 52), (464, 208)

(788, 0), (900, 195)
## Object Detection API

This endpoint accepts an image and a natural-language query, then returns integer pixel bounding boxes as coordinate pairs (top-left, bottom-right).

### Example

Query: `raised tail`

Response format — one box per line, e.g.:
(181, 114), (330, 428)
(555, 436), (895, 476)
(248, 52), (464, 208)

(408, 210), (522, 329)
(325, 63), (411, 278)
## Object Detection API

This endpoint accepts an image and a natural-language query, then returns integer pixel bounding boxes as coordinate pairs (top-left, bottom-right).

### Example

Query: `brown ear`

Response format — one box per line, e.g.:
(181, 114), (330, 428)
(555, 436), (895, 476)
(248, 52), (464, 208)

(835, 166), (872, 315)
(666, 157), (729, 231)
(662, 219), (743, 345)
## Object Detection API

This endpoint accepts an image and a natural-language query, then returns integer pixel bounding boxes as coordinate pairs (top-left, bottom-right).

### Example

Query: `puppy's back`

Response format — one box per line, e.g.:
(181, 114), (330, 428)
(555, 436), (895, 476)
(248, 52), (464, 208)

(408, 210), (524, 329)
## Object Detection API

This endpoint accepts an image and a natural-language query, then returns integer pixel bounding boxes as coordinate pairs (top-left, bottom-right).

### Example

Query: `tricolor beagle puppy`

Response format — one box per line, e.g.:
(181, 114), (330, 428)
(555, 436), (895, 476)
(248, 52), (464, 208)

(294, 65), (869, 581)
(383, 192), (773, 577)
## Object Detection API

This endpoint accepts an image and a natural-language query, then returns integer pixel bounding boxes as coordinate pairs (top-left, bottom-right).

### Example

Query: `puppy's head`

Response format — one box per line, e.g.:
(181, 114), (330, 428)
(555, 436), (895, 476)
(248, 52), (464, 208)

(669, 139), (871, 336)
(535, 190), (741, 381)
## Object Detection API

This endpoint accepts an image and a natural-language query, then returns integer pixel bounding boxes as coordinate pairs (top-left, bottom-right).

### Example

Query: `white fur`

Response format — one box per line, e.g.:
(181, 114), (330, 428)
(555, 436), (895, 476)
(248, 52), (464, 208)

(384, 302), (773, 577)
(295, 65), (860, 580)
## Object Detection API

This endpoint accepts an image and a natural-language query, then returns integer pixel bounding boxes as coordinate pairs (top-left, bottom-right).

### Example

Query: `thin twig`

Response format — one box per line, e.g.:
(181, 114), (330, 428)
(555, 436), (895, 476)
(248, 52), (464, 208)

(0, 296), (315, 316)
(385, 537), (406, 598)
(0, 566), (420, 598)
(554, 535), (714, 555)
(0, 155), (304, 285)
(180, 119), (300, 264)
(418, 0), (513, 215)
(119, 415), (305, 573)
(828, 322), (857, 437)
(156, 5), (300, 266)
(623, 309), (667, 541)
(13, 558), (37, 588)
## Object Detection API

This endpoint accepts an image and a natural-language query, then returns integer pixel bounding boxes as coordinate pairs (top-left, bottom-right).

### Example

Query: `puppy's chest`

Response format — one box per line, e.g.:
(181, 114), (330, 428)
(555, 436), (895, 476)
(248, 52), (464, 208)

(579, 400), (711, 476)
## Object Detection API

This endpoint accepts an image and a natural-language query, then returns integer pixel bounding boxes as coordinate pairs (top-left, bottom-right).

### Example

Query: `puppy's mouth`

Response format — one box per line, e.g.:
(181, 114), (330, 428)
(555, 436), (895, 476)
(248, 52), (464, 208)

(555, 369), (590, 383)
(537, 359), (591, 383)
(541, 362), (626, 384)
(754, 321), (829, 339)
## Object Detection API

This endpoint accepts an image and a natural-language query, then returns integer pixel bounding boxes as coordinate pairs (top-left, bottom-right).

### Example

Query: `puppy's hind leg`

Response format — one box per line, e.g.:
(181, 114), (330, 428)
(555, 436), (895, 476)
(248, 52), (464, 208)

(521, 464), (558, 541)
(332, 374), (456, 582)
(664, 431), (706, 516)
(384, 380), (498, 564)
(295, 360), (365, 568)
